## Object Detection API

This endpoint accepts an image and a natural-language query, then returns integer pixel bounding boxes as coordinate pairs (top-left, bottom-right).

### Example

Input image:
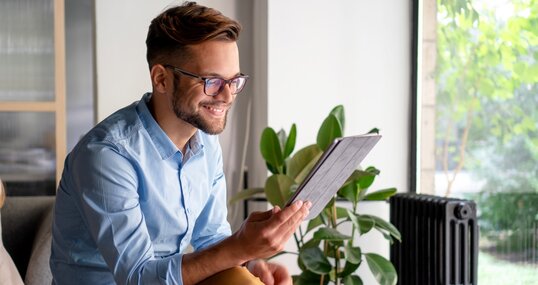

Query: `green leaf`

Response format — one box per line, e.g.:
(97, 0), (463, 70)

(342, 275), (363, 285)
(302, 238), (321, 249)
(364, 253), (397, 285)
(260, 127), (284, 169)
(368, 128), (379, 134)
(313, 227), (351, 241)
(339, 261), (361, 277)
(299, 247), (332, 274)
(338, 181), (359, 204)
(335, 206), (349, 219)
(363, 188), (397, 201)
(264, 174), (295, 208)
(365, 166), (380, 175)
(293, 270), (329, 285)
(382, 231), (394, 244)
(348, 211), (375, 235)
(363, 214), (401, 242)
(344, 241), (362, 264)
(277, 128), (287, 154)
(284, 124), (297, 158)
(330, 105), (346, 132)
(357, 176), (375, 192)
(322, 206), (349, 221)
(306, 216), (324, 233)
(317, 114), (343, 151)
(266, 162), (279, 175)
(341, 169), (377, 193)
(228, 188), (264, 204)
(288, 144), (323, 183)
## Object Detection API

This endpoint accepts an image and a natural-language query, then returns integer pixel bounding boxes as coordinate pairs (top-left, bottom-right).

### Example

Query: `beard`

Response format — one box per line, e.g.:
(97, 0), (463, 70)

(171, 86), (229, 135)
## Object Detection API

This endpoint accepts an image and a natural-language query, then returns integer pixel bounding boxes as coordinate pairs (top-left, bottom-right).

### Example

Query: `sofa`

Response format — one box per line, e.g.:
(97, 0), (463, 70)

(1, 196), (54, 284)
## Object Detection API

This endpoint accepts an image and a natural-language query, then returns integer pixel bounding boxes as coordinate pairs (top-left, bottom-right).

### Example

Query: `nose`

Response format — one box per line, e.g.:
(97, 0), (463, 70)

(214, 82), (234, 104)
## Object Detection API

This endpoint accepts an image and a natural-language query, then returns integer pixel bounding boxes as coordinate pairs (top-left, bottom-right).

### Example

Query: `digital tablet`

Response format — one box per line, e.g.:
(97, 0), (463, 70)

(285, 133), (381, 220)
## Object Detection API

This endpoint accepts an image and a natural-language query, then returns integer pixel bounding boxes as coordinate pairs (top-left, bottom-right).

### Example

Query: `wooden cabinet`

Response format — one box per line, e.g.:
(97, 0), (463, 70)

(0, 0), (66, 195)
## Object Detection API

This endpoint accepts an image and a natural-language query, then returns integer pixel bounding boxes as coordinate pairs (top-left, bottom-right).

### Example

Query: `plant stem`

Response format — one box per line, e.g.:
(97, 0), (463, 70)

(293, 232), (301, 251)
(298, 226), (305, 246)
(320, 240), (329, 285)
(332, 203), (341, 285)
(350, 202), (358, 243)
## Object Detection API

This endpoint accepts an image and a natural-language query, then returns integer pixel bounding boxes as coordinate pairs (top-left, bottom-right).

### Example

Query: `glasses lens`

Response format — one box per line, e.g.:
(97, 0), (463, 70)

(204, 78), (223, 96)
(231, 77), (247, 94)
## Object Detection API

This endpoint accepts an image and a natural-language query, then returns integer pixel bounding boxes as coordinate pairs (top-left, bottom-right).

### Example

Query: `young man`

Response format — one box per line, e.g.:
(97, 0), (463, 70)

(50, 2), (310, 285)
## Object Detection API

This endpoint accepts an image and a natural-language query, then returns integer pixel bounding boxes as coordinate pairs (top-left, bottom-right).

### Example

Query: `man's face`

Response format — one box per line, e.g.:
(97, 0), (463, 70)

(169, 40), (241, 135)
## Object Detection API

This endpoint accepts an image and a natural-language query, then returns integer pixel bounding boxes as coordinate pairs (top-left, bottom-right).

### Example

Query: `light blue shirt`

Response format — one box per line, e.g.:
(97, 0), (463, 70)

(50, 93), (231, 285)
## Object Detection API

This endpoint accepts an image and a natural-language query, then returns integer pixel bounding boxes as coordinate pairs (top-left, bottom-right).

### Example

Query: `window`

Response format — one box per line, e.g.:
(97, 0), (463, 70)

(417, 0), (538, 282)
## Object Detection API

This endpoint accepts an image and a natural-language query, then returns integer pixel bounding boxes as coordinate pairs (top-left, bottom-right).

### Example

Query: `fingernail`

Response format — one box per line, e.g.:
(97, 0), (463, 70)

(294, 200), (303, 208)
(305, 201), (312, 209)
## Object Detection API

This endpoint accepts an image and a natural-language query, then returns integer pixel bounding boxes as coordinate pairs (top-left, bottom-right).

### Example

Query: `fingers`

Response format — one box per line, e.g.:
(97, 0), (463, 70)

(248, 260), (275, 285)
(269, 200), (311, 229)
(248, 208), (275, 222)
(267, 263), (292, 285)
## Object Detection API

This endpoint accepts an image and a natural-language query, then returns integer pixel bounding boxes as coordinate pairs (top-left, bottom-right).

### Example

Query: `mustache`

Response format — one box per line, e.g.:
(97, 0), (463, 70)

(200, 102), (232, 109)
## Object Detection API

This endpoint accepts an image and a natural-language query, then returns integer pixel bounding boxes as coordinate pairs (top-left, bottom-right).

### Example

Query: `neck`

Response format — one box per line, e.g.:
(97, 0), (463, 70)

(148, 96), (197, 153)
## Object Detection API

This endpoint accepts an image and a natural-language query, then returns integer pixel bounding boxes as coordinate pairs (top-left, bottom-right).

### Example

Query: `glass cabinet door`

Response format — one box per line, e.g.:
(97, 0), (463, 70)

(0, 0), (65, 196)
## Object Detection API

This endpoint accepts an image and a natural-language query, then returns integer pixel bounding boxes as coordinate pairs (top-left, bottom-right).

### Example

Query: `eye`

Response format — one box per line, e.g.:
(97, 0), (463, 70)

(205, 78), (221, 88)
(204, 78), (223, 95)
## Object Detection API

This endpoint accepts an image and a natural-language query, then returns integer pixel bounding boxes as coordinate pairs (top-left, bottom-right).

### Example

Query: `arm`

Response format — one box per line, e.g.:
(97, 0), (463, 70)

(181, 200), (310, 285)
(69, 143), (183, 284)
(182, 141), (310, 284)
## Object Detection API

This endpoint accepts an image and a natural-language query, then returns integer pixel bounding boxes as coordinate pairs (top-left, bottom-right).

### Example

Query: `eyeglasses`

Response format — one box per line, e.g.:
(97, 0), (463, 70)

(164, 64), (249, 96)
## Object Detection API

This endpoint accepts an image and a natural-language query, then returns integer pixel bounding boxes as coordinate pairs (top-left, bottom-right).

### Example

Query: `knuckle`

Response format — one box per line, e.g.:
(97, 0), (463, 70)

(275, 213), (286, 224)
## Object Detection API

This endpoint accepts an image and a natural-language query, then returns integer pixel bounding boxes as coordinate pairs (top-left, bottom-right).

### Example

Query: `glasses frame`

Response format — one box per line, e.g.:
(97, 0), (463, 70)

(164, 64), (249, 96)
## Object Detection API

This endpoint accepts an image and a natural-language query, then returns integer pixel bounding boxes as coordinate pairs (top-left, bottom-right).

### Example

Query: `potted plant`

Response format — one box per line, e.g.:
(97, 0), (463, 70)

(231, 105), (400, 285)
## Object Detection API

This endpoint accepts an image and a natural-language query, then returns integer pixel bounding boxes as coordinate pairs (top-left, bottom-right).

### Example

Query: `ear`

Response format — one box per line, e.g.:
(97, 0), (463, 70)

(150, 64), (168, 94)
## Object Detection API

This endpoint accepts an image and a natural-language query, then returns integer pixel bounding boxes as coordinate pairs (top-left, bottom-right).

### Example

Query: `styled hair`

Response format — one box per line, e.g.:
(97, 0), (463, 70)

(146, 1), (241, 67)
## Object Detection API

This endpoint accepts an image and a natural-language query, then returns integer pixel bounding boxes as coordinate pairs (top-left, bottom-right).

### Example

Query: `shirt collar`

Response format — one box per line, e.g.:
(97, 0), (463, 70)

(136, 93), (204, 160)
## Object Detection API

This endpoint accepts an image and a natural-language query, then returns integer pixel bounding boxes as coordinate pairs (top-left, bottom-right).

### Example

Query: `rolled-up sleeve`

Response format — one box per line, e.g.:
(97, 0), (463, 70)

(71, 142), (183, 285)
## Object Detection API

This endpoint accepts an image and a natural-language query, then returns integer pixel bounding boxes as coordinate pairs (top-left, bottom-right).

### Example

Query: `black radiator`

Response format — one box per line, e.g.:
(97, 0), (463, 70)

(390, 193), (478, 285)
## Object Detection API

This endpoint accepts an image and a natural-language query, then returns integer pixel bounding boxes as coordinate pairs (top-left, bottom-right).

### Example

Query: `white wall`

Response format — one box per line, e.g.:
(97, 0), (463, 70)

(263, 0), (411, 282)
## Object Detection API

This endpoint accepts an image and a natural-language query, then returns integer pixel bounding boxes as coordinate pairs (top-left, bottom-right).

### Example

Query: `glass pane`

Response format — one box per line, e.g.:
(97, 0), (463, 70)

(0, 112), (55, 196)
(0, 0), (55, 101)
(420, 0), (538, 283)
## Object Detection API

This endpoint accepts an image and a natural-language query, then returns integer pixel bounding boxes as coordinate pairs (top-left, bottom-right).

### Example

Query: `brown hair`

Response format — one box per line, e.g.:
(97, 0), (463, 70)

(146, 1), (241, 67)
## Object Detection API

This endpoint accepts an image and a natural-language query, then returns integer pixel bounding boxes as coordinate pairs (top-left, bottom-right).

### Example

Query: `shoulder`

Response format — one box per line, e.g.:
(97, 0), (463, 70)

(74, 102), (142, 153)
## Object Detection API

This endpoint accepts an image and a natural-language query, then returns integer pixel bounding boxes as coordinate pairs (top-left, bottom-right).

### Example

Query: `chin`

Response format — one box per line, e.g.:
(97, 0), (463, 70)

(197, 117), (227, 135)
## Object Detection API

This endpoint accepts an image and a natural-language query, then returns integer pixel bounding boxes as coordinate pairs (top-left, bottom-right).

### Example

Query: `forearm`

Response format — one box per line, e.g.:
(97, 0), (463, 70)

(181, 234), (250, 285)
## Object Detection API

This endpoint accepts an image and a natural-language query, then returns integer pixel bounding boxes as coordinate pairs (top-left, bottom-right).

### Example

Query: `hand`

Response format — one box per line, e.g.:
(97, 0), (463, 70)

(247, 260), (291, 285)
(232, 200), (311, 262)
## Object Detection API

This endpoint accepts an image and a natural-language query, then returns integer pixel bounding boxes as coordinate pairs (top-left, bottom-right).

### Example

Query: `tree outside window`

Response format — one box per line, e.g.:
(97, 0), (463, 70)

(420, 0), (538, 283)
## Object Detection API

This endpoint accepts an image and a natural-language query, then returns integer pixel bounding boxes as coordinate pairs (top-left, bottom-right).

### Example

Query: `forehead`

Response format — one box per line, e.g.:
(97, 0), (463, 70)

(182, 40), (240, 77)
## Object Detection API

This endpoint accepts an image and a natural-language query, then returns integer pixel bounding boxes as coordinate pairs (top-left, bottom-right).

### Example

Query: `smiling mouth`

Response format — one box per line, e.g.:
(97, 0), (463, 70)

(202, 104), (229, 116)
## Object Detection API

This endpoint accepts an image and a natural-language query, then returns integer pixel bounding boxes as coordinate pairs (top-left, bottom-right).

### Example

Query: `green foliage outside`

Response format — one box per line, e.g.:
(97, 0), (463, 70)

(231, 106), (400, 285)
(437, 0), (538, 267)
(478, 251), (538, 285)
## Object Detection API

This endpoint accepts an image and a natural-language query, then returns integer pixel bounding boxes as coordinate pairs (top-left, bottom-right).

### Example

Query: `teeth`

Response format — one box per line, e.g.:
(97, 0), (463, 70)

(205, 106), (224, 113)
